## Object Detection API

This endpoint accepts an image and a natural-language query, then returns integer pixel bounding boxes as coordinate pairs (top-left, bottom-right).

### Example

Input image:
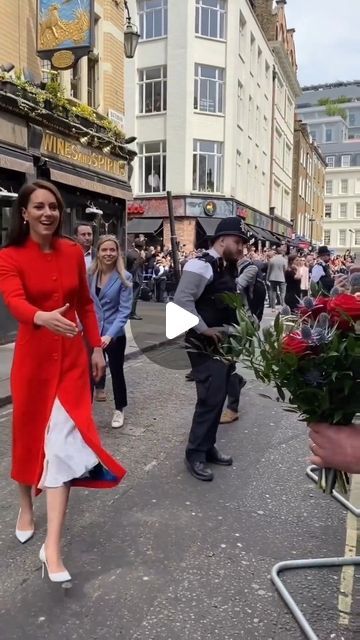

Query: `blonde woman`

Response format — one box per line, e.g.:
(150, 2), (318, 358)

(89, 235), (133, 428)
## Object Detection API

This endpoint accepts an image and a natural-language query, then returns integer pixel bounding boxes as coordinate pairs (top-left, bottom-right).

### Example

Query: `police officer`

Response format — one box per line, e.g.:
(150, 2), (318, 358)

(310, 246), (334, 294)
(174, 218), (249, 481)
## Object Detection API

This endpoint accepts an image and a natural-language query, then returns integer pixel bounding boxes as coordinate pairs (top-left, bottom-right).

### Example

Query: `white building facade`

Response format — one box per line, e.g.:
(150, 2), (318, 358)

(125, 0), (292, 250)
(323, 162), (360, 256)
(297, 85), (360, 256)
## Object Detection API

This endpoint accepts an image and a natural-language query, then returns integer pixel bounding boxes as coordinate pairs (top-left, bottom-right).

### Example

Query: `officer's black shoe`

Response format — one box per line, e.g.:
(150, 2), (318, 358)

(130, 314), (142, 320)
(206, 447), (233, 466)
(185, 458), (214, 481)
(185, 371), (195, 381)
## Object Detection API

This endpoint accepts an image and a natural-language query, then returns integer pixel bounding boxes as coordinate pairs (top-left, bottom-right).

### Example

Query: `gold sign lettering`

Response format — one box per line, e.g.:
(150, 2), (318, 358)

(41, 133), (128, 181)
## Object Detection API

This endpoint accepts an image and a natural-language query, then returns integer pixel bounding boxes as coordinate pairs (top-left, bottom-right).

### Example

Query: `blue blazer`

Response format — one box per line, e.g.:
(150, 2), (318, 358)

(89, 270), (133, 339)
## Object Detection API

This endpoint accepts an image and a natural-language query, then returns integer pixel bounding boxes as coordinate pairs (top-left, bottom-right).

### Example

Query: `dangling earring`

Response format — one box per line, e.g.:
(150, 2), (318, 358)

(23, 219), (28, 226)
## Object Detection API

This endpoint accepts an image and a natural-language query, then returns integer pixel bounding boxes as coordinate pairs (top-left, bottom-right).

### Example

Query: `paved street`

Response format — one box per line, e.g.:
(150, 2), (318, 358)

(0, 340), (360, 639)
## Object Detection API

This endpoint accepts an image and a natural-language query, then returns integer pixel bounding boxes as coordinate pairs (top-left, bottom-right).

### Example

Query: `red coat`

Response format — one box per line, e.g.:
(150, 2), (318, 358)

(0, 237), (126, 493)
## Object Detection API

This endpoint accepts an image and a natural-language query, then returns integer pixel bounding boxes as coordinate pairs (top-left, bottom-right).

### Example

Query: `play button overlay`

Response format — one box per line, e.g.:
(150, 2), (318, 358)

(129, 268), (210, 370)
(165, 302), (199, 339)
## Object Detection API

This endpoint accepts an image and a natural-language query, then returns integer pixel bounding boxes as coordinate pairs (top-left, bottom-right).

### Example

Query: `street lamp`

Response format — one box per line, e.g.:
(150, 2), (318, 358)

(349, 228), (354, 255)
(309, 216), (315, 245)
(124, 1), (140, 59)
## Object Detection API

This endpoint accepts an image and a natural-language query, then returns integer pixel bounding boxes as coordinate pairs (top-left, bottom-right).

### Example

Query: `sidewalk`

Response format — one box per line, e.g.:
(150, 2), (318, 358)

(0, 301), (168, 407)
(0, 302), (276, 406)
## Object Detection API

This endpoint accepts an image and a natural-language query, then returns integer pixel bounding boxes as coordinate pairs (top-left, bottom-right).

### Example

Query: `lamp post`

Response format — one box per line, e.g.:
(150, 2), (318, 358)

(124, 1), (140, 59)
(309, 216), (315, 246)
(349, 228), (354, 256)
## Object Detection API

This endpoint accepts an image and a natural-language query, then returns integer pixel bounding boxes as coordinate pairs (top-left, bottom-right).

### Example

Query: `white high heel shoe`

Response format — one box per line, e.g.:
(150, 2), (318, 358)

(15, 509), (34, 544)
(39, 544), (72, 583)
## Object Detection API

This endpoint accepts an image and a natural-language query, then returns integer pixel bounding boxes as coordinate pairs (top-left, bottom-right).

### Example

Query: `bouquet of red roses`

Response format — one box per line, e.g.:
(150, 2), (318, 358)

(220, 291), (360, 494)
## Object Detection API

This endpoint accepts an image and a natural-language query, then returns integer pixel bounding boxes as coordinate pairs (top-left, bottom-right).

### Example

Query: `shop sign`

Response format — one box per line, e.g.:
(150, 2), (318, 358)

(130, 197), (185, 218)
(42, 132), (128, 181)
(187, 197), (233, 218)
(128, 203), (145, 215)
(236, 205), (249, 219)
(108, 110), (125, 130)
(36, 0), (94, 70)
(203, 200), (217, 216)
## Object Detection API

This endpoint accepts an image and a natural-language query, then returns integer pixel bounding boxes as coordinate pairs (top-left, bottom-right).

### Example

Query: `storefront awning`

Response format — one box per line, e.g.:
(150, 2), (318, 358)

(247, 224), (280, 245)
(127, 218), (163, 234)
(197, 218), (221, 237)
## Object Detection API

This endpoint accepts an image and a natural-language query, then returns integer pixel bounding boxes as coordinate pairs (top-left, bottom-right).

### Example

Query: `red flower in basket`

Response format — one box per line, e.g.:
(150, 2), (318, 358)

(282, 332), (310, 356)
(328, 293), (360, 329)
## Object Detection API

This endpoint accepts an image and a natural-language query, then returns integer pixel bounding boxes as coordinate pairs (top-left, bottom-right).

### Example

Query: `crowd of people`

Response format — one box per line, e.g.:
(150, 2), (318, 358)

(0, 179), (358, 587)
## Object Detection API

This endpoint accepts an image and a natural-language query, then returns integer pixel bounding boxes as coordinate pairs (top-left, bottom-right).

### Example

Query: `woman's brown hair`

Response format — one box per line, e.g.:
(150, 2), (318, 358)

(6, 180), (64, 247)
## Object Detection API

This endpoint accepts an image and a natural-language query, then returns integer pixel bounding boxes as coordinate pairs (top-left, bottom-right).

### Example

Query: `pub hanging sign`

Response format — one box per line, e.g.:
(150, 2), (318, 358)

(36, 0), (94, 71)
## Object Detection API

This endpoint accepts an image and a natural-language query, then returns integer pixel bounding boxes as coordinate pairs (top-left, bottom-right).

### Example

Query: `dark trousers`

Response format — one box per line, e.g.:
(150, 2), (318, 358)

(131, 281), (141, 316)
(186, 350), (232, 462)
(92, 336), (127, 410)
(155, 277), (167, 302)
(226, 366), (245, 413)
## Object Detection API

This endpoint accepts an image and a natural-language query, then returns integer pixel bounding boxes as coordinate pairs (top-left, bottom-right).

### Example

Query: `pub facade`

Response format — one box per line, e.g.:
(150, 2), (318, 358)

(0, 80), (134, 342)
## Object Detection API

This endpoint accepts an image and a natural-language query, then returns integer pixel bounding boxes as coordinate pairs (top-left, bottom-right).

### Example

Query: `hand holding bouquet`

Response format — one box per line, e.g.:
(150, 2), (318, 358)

(221, 291), (360, 495)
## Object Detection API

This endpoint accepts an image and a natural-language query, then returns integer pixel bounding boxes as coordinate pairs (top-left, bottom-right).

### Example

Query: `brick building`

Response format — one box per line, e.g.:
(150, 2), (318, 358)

(0, 0), (126, 117)
(291, 119), (326, 247)
(0, 0), (133, 342)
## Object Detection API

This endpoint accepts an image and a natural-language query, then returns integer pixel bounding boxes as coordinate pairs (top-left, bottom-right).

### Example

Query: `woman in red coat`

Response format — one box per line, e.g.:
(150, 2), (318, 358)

(0, 180), (127, 583)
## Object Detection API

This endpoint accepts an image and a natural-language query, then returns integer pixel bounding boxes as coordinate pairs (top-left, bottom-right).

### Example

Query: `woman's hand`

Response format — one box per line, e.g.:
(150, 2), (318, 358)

(91, 347), (106, 383)
(309, 423), (360, 474)
(34, 304), (78, 337)
(101, 335), (112, 349)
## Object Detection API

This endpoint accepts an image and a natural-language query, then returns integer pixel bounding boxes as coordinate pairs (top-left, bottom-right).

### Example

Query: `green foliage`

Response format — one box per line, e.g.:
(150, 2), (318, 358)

(0, 68), (126, 144)
(218, 296), (359, 425)
(325, 104), (347, 120)
(318, 96), (349, 106)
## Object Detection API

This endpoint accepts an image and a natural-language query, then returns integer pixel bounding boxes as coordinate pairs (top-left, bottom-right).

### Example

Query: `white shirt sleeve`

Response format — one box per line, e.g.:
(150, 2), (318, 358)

(311, 264), (325, 284)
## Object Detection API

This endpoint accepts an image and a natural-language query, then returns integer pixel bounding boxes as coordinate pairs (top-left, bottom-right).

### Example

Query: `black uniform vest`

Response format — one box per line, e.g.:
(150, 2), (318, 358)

(195, 253), (237, 327)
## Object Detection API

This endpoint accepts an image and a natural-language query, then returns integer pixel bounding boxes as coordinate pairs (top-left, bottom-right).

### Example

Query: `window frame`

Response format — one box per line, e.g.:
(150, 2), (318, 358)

(325, 180), (333, 195)
(338, 229), (346, 246)
(326, 156), (335, 168)
(194, 63), (225, 115)
(325, 128), (333, 143)
(341, 154), (351, 168)
(324, 203), (332, 218)
(138, 0), (168, 41)
(195, 0), (226, 41)
(138, 66), (167, 115)
(340, 178), (349, 194)
(323, 229), (331, 245)
(138, 140), (167, 194)
(339, 202), (348, 218)
(238, 10), (246, 60)
(193, 139), (224, 194)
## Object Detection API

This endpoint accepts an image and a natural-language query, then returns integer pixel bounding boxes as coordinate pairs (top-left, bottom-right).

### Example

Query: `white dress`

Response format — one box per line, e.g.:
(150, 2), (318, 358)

(38, 398), (99, 489)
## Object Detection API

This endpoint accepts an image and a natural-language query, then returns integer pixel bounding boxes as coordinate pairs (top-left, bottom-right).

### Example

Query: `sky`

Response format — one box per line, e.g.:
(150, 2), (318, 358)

(285, 0), (360, 86)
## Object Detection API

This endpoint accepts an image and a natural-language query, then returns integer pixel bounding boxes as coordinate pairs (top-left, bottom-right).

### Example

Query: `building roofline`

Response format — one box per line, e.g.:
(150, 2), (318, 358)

(301, 80), (360, 92)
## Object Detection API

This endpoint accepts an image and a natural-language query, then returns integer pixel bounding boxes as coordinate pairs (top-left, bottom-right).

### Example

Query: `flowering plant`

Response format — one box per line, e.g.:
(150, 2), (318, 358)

(219, 292), (360, 495)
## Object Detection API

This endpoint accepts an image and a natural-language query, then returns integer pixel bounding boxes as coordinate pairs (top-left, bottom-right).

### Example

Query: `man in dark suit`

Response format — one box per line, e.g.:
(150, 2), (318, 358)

(127, 238), (145, 320)
(74, 223), (95, 269)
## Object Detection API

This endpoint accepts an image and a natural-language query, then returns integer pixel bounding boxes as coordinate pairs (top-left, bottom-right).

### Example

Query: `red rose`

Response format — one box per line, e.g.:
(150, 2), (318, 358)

(328, 293), (360, 329)
(282, 332), (310, 356)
